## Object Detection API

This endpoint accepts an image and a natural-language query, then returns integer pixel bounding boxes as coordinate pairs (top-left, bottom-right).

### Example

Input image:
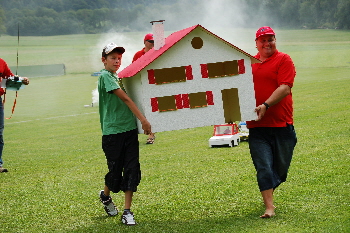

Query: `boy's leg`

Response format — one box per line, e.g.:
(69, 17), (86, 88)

(104, 185), (111, 197)
(124, 190), (133, 209)
(121, 129), (141, 194)
(99, 185), (118, 216)
(99, 134), (124, 216)
(114, 129), (139, 225)
(121, 190), (137, 225)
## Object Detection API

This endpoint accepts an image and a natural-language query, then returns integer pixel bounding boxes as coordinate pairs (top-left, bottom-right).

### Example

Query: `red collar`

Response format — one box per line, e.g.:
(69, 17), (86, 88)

(255, 49), (279, 62)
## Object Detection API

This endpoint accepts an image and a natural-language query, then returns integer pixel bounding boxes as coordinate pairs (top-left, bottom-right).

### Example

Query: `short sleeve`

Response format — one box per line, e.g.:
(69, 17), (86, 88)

(101, 71), (120, 93)
(277, 54), (296, 88)
(0, 58), (14, 78)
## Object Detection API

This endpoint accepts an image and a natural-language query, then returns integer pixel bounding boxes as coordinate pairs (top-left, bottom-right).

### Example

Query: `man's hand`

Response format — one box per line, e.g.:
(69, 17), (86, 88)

(254, 84), (291, 121)
(255, 104), (268, 121)
(22, 77), (29, 85)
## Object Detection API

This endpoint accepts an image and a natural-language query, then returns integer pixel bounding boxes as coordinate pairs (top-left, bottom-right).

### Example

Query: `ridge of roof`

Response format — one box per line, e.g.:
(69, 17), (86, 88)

(118, 25), (198, 78)
(118, 24), (258, 78)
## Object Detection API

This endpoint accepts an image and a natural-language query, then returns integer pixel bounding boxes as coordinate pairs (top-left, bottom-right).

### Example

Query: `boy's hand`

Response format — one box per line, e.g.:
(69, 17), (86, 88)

(141, 119), (152, 135)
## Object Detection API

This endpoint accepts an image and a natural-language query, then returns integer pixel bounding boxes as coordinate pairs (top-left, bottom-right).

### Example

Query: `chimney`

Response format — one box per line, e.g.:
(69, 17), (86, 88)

(151, 20), (165, 50)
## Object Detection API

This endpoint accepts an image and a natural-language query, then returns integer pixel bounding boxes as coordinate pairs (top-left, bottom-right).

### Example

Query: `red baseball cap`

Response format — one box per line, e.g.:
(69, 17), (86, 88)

(144, 33), (154, 41)
(255, 26), (275, 40)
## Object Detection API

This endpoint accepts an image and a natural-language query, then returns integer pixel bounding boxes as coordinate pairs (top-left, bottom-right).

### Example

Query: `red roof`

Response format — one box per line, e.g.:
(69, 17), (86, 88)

(118, 24), (257, 78)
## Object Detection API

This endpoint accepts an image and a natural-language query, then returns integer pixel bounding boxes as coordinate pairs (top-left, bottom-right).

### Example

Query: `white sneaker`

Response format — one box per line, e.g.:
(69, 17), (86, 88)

(99, 190), (118, 216)
(121, 211), (137, 225)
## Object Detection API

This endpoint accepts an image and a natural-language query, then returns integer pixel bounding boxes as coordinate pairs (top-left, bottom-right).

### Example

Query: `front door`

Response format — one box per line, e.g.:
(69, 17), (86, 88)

(221, 88), (241, 123)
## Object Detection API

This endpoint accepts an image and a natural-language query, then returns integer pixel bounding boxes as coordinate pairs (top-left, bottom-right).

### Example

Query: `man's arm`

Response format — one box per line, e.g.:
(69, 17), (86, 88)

(113, 88), (151, 135)
(255, 84), (291, 121)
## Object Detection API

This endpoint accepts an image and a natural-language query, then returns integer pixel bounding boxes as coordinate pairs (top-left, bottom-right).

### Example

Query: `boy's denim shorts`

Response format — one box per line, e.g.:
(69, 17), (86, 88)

(102, 128), (141, 193)
(248, 124), (297, 191)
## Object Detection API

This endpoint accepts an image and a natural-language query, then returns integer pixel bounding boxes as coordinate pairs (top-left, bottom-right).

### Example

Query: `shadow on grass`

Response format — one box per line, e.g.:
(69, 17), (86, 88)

(70, 208), (274, 233)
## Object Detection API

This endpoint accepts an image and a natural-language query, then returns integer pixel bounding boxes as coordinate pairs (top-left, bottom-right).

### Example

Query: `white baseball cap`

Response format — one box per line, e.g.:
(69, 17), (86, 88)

(102, 42), (125, 55)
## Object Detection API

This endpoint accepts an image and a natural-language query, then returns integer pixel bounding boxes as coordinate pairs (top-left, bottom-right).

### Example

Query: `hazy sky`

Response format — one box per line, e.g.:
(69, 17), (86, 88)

(90, 0), (266, 103)
(92, 0), (263, 70)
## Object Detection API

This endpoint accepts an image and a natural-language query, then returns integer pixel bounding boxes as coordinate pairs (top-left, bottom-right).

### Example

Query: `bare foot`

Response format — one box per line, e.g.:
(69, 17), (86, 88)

(260, 212), (275, 218)
(260, 206), (276, 218)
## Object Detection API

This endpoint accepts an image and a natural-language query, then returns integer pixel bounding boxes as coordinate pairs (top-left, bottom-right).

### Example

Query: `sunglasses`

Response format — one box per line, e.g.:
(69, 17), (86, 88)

(146, 40), (154, 43)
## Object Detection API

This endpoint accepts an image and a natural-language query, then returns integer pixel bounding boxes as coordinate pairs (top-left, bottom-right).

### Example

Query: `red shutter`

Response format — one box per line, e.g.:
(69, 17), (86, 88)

(151, 97), (158, 112)
(175, 94), (183, 109)
(185, 65), (193, 80)
(238, 59), (245, 74)
(206, 91), (214, 105)
(200, 64), (208, 78)
(182, 94), (190, 108)
(147, 69), (156, 84)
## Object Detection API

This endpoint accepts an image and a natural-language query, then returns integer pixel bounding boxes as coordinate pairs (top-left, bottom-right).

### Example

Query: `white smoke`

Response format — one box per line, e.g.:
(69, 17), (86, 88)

(90, 0), (261, 106)
(89, 31), (148, 106)
(91, 87), (99, 106)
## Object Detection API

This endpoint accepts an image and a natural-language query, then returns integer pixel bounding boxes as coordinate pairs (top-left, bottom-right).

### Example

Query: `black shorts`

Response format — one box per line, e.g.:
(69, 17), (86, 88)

(249, 125), (297, 191)
(102, 129), (141, 193)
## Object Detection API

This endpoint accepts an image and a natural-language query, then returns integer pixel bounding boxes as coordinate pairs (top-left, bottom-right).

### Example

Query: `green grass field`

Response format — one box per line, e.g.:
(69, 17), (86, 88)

(0, 28), (349, 232)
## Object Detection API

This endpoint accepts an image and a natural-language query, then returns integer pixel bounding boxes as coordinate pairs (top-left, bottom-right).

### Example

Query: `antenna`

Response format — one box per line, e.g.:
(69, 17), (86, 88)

(16, 23), (19, 75)
(5, 23), (21, 120)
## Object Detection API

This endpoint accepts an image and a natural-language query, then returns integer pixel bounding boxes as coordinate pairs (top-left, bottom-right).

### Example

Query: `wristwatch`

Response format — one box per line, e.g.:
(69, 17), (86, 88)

(263, 102), (270, 110)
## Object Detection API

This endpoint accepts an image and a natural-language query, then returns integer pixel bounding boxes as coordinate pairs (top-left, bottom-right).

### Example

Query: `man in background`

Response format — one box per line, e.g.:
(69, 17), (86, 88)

(132, 33), (154, 62)
(0, 58), (29, 172)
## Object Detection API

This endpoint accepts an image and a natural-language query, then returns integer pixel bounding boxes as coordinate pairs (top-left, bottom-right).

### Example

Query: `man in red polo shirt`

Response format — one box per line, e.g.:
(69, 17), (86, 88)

(247, 26), (297, 218)
(132, 34), (156, 144)
(132, 33), (154, 62)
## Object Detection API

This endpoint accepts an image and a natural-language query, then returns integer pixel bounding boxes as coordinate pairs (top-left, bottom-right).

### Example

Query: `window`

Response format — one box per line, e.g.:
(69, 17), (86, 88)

(214, 124), (239, 136)
(191, 37), (203, 49)
(147, 65), (193, 85)
(208, 60), (238, 78)
(188, 92), (207, 108)
(156, 95), (177, 112)
(201, 59), (245, 78)
(150, 91), (214, 112)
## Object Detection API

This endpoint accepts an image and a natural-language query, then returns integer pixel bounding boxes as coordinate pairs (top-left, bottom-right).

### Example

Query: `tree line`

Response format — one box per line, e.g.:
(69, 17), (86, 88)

(0, 0), (349, 36)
